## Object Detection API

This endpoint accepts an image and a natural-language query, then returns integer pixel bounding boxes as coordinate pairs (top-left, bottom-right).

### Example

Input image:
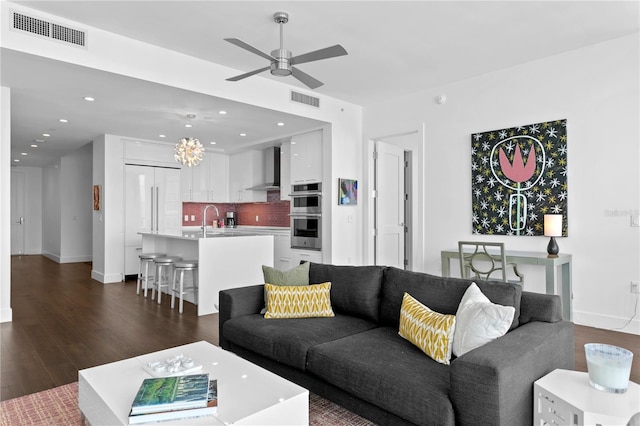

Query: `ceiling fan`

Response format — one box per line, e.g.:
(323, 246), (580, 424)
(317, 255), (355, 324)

(225, 11), (348, 89)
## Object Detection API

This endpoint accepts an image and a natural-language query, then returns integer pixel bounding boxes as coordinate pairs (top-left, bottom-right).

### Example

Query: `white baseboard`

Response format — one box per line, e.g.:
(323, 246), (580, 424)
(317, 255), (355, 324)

(42, 251), (61, 263)
(59, 255), (92, 264)
(0, 307), (12, 323)
(573, 309), (640, 336)
(91, 270), (122, 284)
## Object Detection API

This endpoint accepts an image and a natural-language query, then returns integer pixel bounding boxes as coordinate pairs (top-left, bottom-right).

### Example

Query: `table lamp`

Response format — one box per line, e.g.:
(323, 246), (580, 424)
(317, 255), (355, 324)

(544, 214), (563, 258)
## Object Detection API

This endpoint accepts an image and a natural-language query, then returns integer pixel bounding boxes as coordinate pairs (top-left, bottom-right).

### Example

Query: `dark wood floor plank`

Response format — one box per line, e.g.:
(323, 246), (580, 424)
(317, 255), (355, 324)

(1, 255), (638, 402)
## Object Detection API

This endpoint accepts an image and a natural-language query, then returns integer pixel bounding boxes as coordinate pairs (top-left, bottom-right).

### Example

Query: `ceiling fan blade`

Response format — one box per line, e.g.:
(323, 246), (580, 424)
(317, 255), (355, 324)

(224, 38), (276, 62)
(291, 67), (323, 89)
(226, 66), (270, 82)
(290, 44), (348, 66)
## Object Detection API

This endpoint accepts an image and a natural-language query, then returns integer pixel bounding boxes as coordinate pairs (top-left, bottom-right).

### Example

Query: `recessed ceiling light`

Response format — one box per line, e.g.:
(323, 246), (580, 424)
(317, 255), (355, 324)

(210, 141), (217, 145)
(159, 134), (166, 138)
(42, 133), (50, 137)
(59, 119), (68, 123)
(239, 133), (246, 137)
(30, 144), (38, 148)
(277, 122), (285, 126)
(83, 96), (95, 102)
(218, 111), (227, 115)
(20, 152), (28, 156)
(13, 159), (19, 163)
(34, 139), (45, 143)
(185, 124), (192, 128)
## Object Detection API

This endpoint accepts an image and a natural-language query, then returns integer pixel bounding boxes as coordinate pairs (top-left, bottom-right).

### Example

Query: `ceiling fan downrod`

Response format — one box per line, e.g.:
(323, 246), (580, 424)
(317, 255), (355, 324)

(270, 11), (292, 76)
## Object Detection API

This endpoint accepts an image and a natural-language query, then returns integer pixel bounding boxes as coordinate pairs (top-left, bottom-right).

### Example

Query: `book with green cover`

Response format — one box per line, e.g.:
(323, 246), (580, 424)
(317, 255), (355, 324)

(130, 373), (210, 415)
(128, 379), (217, 424)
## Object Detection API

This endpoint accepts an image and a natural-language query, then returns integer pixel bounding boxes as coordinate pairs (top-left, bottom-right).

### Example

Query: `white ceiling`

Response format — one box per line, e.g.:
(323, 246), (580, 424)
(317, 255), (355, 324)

(4, 1), (639, 167)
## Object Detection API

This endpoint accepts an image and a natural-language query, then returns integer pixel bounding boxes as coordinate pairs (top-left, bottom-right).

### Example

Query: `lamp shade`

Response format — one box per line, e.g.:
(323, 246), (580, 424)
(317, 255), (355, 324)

(544, 214), (563, 237)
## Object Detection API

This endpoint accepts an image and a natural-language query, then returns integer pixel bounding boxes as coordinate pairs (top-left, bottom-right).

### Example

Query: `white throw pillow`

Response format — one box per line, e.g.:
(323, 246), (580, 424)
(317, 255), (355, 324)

(453, 283), (515, 357)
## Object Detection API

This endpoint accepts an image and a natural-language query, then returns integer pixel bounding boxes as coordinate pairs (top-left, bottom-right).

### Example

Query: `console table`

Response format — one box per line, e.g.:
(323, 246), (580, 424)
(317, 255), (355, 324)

(441, 249), (573, 320)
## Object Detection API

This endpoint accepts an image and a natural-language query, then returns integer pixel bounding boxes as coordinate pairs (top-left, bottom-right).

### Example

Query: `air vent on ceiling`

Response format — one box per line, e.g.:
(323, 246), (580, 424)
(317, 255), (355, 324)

(12, 10), (86, 48)
(291, 91), (320, 108)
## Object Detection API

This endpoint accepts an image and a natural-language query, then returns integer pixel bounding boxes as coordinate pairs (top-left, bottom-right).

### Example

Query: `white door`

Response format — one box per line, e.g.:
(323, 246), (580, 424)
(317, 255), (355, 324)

(10, 171), (26, 255)
(155, 167), (182, 236)
(375, 141), (405, 268)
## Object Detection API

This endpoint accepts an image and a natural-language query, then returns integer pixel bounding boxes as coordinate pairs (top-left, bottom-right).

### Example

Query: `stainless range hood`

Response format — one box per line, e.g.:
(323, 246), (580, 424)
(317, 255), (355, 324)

(248, 146), (281, 191)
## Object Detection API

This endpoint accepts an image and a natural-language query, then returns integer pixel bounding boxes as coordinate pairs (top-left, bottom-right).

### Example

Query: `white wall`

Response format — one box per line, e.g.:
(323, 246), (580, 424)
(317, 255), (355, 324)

(1, 87), (12, 322)
(40, 144), (94, 263)
(60, 143), (93, 262)
(41, 162), (61, 261)
(364, 34), (640, 334)
(12, 166), (43, 254)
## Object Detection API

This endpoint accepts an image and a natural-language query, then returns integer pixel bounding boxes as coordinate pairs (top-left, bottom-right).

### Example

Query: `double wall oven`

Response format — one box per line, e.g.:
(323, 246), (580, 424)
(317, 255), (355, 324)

(289, 182), (322, 250)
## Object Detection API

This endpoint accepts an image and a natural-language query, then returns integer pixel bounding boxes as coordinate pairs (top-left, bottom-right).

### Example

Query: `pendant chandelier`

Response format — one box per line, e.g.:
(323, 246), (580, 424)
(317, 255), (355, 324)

(175, 137), (204, 167)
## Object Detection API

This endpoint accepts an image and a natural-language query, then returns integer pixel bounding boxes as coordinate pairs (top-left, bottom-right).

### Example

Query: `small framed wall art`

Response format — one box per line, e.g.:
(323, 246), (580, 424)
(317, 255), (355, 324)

(93, 184), (101, 211)
(338, 178), (357, 205)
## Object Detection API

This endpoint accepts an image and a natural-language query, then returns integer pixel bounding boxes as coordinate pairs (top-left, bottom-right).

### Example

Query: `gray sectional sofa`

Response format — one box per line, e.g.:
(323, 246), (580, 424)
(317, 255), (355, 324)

(219, 263), (574, 426)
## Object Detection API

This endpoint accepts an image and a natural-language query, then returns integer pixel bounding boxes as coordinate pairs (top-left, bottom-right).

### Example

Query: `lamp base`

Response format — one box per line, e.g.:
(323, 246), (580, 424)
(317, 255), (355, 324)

(547, 236), (559, 258)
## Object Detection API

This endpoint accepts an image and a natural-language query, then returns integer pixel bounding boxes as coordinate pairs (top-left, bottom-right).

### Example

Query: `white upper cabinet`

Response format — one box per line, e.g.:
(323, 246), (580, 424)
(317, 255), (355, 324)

(228, 150), (267, 202)
(279, 141), (291, 200)
(290, 130), (322, 183)
(181, 152), (229, 202)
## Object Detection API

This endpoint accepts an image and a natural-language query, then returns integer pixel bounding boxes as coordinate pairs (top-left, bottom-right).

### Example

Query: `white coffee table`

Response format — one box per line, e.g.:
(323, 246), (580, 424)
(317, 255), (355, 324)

(78, 341), (309, 425)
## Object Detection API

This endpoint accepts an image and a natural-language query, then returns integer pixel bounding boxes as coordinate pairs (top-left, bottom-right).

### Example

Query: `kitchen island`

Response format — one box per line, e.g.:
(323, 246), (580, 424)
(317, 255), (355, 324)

(140, 230), (274, 316)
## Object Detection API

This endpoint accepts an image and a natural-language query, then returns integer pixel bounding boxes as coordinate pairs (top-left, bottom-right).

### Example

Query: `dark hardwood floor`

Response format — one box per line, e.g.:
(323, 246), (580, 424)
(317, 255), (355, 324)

(1, 255), (218, 401)
(1, 255), (639, 402)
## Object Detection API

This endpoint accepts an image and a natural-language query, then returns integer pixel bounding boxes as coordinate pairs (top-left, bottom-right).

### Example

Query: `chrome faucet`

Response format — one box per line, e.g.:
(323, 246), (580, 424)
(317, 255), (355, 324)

(202, 204), (220, 237)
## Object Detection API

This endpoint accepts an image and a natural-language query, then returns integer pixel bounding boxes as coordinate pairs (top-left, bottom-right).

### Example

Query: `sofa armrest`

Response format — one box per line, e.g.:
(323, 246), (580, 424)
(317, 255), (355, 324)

(218, 284), (264, 349)
(450, 320), (574, 426)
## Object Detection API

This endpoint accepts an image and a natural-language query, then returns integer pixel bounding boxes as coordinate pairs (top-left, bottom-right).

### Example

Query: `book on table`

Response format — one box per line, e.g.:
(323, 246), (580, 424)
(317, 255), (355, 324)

(130, 373), (210, 415)
(129, 378), (217, 424)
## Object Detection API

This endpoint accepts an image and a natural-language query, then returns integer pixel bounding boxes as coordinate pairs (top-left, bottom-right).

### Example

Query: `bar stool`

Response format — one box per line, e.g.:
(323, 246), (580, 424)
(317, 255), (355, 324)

(171, 260), (199, 314)
(152, 256), (182, 304)
(137, 253), (165, 297)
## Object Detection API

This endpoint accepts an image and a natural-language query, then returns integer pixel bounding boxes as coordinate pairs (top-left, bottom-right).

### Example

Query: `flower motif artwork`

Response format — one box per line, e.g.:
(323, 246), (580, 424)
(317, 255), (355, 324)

(470, 119), (568, 236)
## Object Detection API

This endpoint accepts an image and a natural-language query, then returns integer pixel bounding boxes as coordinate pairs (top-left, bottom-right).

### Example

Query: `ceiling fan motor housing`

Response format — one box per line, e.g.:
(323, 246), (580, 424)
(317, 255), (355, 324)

(270, 49), (292, 76)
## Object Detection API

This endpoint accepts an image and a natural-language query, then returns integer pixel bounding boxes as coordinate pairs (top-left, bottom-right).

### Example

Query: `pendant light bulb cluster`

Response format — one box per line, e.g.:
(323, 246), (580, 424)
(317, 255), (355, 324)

(175, 137), (204, 167)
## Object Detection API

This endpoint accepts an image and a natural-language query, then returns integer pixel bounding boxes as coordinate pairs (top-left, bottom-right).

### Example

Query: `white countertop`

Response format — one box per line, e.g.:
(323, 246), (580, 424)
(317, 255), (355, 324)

(140, 226), (289, 241)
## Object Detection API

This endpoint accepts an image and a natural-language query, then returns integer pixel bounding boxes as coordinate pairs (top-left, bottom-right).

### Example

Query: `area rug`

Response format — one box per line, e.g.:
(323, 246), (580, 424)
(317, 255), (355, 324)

(0, 382), (377, 425)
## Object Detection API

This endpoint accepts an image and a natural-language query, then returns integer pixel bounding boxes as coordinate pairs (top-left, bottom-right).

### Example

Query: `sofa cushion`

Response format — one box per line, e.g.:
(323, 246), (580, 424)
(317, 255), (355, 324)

(380, 267), (522, 330)
(453, 283), (515, 357)
(222, 313), (377, 370)
(261, 262), (310, 314)
(307, 327), (455, 426)
(399, 292), (456, 365)
(264, 282), (334, 319)
(308, 263), (384, 323)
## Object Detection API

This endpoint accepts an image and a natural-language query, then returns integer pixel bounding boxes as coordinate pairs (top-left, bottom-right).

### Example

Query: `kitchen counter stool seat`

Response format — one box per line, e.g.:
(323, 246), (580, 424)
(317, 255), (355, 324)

(152, 256), (182, 304)
(137, 253), (166, 297)
(171, 260), (199, 314)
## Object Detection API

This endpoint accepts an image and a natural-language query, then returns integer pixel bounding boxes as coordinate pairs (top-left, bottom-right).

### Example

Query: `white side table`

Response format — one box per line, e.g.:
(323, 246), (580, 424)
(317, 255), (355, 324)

(534, 369), (640, 426)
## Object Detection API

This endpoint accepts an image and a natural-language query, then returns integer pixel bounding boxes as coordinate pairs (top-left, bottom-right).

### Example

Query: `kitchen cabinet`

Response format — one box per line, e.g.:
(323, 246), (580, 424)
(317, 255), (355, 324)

(228, 150), (267, 202)
(291, 249), (323, 266)
(124, 165), (182, 276)
(279, 141), (291, 200)
(274, 233), (292, 270)
(290, 130), (322, 184)
(181, 152), (229, 202)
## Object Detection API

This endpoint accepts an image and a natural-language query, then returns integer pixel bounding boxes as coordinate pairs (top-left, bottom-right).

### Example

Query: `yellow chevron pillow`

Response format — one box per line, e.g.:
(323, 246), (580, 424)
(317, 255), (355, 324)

(264, 282), (335, 319)
(398, 292), (456, 365)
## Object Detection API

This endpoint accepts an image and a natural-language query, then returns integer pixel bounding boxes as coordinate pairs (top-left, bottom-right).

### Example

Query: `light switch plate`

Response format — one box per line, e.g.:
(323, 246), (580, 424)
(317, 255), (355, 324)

(631, 215), (640, 227)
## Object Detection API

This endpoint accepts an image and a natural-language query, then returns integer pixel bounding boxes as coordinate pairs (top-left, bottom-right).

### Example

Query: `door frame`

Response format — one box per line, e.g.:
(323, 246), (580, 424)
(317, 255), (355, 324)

(364, 126), (425, 271)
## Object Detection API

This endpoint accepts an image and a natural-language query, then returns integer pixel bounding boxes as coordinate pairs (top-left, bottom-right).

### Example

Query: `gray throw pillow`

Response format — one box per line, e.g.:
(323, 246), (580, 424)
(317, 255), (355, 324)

(261, 262), (310, 313)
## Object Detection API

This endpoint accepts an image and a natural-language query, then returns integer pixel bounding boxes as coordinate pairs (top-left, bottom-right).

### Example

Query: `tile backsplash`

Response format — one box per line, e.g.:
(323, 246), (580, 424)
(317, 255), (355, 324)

(183, 190), (290, 228)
